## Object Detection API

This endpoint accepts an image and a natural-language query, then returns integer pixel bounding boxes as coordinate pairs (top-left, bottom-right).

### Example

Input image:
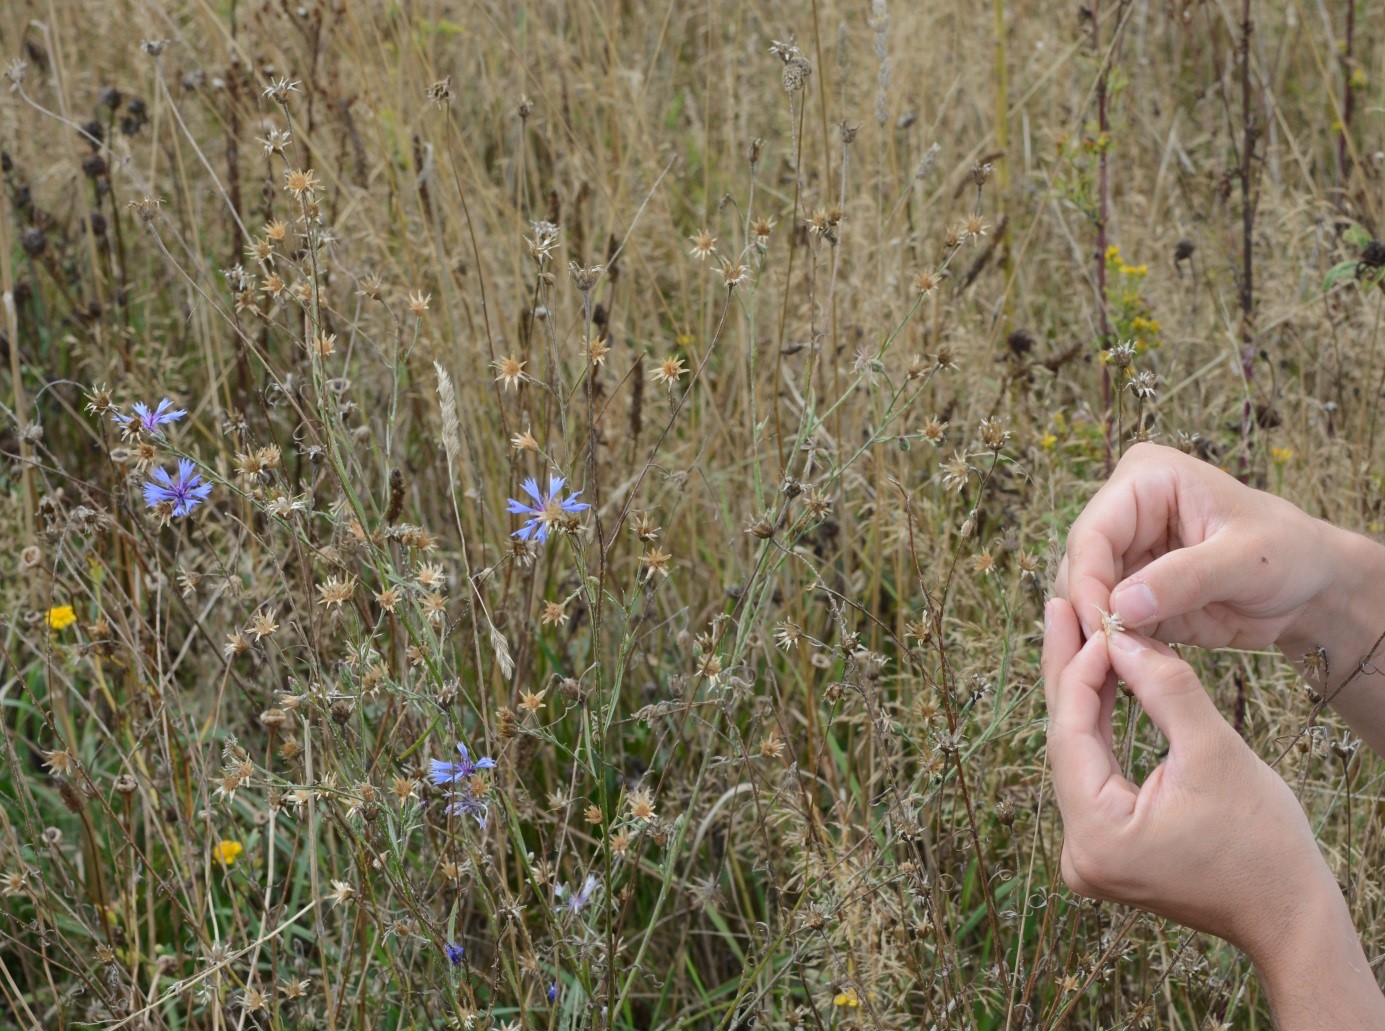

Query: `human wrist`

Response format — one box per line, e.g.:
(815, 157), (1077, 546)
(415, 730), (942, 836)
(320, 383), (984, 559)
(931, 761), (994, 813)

(1244, 878), (1385, 1028)
(1277, 520), (1385, 662)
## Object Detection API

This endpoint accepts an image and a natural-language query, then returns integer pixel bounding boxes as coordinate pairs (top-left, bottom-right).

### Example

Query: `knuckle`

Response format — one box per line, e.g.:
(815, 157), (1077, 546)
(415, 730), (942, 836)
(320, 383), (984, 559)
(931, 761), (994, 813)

(1061, 843), (1112, 901)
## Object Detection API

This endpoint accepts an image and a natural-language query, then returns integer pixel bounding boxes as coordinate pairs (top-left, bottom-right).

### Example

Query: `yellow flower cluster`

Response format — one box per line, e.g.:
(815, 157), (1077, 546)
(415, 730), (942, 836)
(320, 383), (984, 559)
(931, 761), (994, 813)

(47, 606), (77, 631)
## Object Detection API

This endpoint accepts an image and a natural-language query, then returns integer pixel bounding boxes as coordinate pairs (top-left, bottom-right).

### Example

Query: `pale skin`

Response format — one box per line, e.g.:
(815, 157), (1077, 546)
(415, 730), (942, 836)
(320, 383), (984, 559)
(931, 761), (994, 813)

(1048, 442), (1385, 1027)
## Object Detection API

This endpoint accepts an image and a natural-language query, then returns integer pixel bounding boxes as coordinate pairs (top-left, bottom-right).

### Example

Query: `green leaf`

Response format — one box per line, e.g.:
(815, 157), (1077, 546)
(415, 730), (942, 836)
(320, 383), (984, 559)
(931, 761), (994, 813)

(1324, 260), (1361, 291)
(1344, 225), (1373, 249)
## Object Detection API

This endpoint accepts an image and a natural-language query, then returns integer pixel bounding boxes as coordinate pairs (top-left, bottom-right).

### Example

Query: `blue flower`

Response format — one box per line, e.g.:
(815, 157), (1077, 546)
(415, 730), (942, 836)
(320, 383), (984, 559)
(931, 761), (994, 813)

(554, 874), (600, 916)
(113, 398), (186, 435)
(547, 981), (558, 1002)
(443, 942), (465, 966)
(429, 742), (497, 786)
(506, 475), (590, 543)
(443, 792), (489, 830)
(143, 459), (212, 518)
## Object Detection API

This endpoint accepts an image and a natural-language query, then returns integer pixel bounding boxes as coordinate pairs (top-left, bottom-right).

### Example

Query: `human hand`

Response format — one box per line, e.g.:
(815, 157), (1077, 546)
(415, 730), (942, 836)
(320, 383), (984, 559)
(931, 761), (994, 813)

(1045, 596), (1385, 1027)
(1042, 597), (1339, 953)
(1055, 442), (1337, 650)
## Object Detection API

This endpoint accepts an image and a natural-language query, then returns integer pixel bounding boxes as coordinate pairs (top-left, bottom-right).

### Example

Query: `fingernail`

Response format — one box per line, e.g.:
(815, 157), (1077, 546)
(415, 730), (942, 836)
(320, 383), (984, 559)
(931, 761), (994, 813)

(1110, 582), (1157, 626)
(1043, 600), (1054, 631)
(1109, 630), (1147, 653)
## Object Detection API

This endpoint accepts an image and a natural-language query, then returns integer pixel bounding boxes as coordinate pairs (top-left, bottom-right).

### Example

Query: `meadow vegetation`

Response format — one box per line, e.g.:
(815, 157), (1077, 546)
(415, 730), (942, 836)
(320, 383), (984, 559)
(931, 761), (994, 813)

(1, 0), (1383, 1026)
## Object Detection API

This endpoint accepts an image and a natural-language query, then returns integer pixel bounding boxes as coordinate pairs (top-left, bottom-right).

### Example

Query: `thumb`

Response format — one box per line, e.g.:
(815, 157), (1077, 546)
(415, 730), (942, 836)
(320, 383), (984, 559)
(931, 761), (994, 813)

(1107, 536), (1251, 629)
(1105, 631), (1227, 750)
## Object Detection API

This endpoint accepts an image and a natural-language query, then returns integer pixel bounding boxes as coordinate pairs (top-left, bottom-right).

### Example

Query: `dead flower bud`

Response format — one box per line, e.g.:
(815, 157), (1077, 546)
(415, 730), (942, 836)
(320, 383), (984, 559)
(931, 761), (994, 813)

(746, 512), (775, 539)
(688, 230), (717, 262)
(492, 354), (527, 390)
(511, 429), (539, 453)
(568, 262), (604, 292)
(541, 600), (568, 626)
(582, 334), (611, 366)
(427, 77), (455, 105)
(283, 168), (320, 198)
(585, 804), (603, 825)
(407, 291), (430, 317)
(641, 547), (672, 580)
(979, 416), (1010, 452)
(652, 355), (688, 386)
(626, 787), (656, 822)
(519, 689), (546, 714)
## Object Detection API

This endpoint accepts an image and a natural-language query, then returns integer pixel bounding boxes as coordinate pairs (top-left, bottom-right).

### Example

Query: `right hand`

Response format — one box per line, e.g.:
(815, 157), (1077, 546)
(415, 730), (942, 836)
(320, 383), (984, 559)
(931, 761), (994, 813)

(1055, 442), (1338, 650)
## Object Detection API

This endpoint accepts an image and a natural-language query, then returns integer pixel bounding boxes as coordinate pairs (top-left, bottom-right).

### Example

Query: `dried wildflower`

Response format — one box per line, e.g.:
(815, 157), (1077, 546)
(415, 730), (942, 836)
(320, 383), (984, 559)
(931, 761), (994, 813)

(407, 291), (431, 317)
(541, 600), (568, 626)
(140, 39), (170, 56)
(421, 590), (448, 624)
(492, 354), (527, 390)
(652, 355), (688, 386)
(914, 269), (942, 295)
(751, 217), (776, 245)
(584, 804), (602, 825)
(760, 732), (786, 759)
(525, 220), (559, 264)
(641, 547), (672, 579)
(248, 610), (279, 641)
(773, 620), (803, 650)
(979, 416), (1011, 452)
(375, 586), (401, 613)
(922, 417), (948, 445)
(940, 452), (971, 493)
(416, 563), (447, 590)
(43, 749), (75, 775)
(312, 332), (336, 358)
(1104, 339), (1137, 370)
(627, 787), (656, 822)
(224, 632), (251, 658)
(568, 262), (604, 292)
(427, 77), (455, 105)
(262, 77), (301, 102)
(630, 512), (661, 542)
(112, 397), (186, 436)
(964, 214), (989, 239)
(327, 880), (357, 907)
(511, 429), (539, 452)
(972, 549), (996, 576)
(1098, 608), (1125, 638)
(519, 689), (546, 714)
(554, 875), (600, 916)
(717, 257), (751, 290)
(283, 168), (320, 198)
(582, 334), (611, 366)
(47, 605), (77, 631)
(5, 60), (28, 88)
(782, 55), (813, 93)
(144, 459), (212, 517)
(1128, 370), (1157, 399)
(257, 128), (292, 153)
(316, 576), (354, 608)
(688, 230), (717, 262)
(507, 475), (590, 543)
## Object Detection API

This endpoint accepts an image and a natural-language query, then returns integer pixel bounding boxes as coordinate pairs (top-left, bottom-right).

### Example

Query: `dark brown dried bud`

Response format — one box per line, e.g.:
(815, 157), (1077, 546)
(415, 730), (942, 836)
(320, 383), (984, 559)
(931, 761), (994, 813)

(58, 778), (86, 813)
(497, 706), (518, 740)
(113, 774), (137, 795)
(330, 699), (355, 724)
(995, 799), (1016, 826)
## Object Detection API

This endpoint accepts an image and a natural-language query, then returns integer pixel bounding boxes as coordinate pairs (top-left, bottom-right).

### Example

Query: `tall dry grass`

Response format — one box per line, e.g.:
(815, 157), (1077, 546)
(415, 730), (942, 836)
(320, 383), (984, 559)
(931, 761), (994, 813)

(1, 0), (1383, 1026)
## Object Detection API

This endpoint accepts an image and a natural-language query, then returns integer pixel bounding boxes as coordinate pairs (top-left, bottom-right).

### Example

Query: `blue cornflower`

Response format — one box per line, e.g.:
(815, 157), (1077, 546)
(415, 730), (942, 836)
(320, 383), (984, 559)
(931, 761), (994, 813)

(443, 942), (465, 966)
(113, 398), (187, 435)
(553, 874), (600, 916)
(429, 742), (497, 786)
(506, 475), (590, 543)
(443, 792), (490, 830)
(143, 459), (212, 518)
(547, 981), (558, 1002)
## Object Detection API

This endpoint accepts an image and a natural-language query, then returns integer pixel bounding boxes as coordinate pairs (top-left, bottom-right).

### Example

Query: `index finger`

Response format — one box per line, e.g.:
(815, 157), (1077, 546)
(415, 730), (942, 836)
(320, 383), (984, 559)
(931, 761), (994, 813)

(1064, 466), (1175, 636)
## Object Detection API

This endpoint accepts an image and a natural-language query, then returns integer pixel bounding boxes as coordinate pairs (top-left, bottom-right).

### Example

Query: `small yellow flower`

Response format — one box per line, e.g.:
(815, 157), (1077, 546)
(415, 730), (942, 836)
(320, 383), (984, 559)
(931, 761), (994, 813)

(1271, 447), (1293, 465)
(47, 606), (77, 631)
(833, 988), (860, 1008)
(213, 840), (244, 866)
